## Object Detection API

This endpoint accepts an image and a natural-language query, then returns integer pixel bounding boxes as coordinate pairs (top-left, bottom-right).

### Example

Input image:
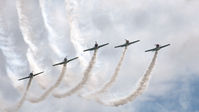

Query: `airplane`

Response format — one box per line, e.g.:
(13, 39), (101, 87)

(145, 44), (170, 52)
(18, 71), (44, 81)
(52, 57), (78, 66)
(114, 39), (140, 48)
(83, 42), (109, 52)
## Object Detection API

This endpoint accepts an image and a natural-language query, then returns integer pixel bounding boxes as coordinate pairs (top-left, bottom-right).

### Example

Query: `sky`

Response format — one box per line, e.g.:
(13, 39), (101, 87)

(0, 0), (199, 112)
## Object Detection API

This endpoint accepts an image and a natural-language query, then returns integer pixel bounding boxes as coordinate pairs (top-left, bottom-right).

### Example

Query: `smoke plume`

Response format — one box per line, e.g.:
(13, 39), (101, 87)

(65, 0), (90, 67)
(27, 64), (67, 103)
(16, 0), (54, 89)
(53, 50), (97, 98)
(16, 78), (32, 109)
(38, 0), (68, 57)
(90, 47), (128, 96)
(5, 78), (33, 112)
(96, 51), (158, 106)
(0, 6), (29, 89)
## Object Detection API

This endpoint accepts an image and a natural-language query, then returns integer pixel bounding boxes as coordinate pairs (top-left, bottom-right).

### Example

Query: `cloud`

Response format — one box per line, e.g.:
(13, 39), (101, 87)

(0, 0), (199, 111)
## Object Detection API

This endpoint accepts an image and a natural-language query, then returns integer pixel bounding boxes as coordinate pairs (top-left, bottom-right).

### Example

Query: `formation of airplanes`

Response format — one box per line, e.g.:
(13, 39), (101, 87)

(18, 39), (170, 81)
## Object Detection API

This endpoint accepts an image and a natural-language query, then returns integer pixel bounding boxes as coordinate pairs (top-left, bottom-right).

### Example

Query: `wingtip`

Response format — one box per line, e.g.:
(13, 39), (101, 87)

(18, 78), (24, 81)
(73, 57), (79, 60)
(52, 64), (57, 66)
(106, 43), (109, 45)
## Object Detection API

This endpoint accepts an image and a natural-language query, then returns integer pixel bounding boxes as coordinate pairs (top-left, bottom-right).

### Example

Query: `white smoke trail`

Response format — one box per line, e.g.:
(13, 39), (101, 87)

(96, 47), (127, 94)
(0, 11), (29, 89)
(15, 78), (32, 110)
(53, 50), (97, 98)
(38, 0), (67, 57)
(16, 0), (54, 89)
(87, 47), (128, 97)
(5, 78), (33, 112)
(27, 64), (67, 103)
(0, 95), (8, 112)
(64, 0), (89, 67)
(96, 51), (158, 106)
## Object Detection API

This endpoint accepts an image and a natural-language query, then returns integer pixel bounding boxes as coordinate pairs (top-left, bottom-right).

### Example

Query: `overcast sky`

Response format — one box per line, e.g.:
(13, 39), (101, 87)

(0, 0), (199, 112)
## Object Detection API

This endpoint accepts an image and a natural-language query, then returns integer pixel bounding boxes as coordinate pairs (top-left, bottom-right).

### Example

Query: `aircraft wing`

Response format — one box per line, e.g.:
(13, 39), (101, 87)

(145, 48), (157, 52)
(68, 57), (78, 63)
(129, 40), (140, 45)
(83, 47), (95, 52)
(159, 44), (170, 49)
(114, 44), (126, 48)
(52, 61), (65, 66)
(18, 76), (31, 81)
(115, 40), (140, 48)
(84, 43), (109, 52)
(98, 43), (109, 48)
(33, 72), (44, 77)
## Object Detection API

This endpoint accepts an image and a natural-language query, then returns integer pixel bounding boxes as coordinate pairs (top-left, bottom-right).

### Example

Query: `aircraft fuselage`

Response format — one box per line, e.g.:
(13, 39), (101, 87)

(30, 73), (34, 78)
(155, 44), (161, 51)
(64, 58), (67, 63)
(125, 40), (130, 45)
(94, 43), (98, 48)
